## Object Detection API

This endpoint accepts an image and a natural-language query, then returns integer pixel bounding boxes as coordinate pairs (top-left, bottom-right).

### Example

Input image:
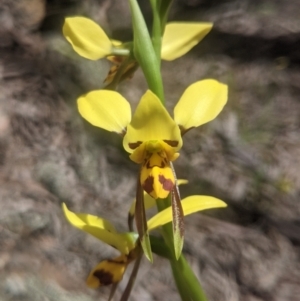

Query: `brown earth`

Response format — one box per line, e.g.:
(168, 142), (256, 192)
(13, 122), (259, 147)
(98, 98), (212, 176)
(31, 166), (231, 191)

(0, 0), (300, 300)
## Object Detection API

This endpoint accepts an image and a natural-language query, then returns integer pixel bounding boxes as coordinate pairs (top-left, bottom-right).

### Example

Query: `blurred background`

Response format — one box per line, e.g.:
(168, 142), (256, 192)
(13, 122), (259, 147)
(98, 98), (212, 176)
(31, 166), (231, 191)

(0, 0), (300, 300)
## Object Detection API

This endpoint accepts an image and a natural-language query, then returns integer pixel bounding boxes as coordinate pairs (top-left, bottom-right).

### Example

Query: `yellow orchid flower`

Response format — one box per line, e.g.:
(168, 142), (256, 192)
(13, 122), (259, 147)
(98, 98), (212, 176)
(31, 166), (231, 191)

(63, 17), (212, 85)
(62, 194), (226, 287)
(78, 80), (227, 199)
(63, 17), (212, 61)
(62, 203), (138, 288)
(77, 79), (227, 259)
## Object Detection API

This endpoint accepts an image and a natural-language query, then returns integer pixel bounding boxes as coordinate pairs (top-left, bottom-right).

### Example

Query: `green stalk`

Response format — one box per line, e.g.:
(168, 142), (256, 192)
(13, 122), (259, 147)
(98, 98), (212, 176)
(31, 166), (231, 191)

(128, 0), (165, 103)
(158, 0), (173, 31)
(171, 256), (208, 301)
(149, 0), (162, 62)
(151, 234), (208, 301)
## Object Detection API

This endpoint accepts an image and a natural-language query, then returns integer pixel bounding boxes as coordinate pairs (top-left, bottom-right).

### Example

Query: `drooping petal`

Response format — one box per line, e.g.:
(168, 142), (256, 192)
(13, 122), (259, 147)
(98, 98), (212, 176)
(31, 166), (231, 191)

(123, 90), (182, 153)
(62, 203), (138, 254)
(86, 255), (128, 288)
(174, 79), (228, 132)
(147, 195), (227, 230)
(78, 90), (131, 135)
(135, 177), (153, 262)
(118, 251), (142, 301)
(171, 187), (184, 260)
(128, 179), (188, 215)
(161, 22), (213, 61)
(63, 17), (113, 60)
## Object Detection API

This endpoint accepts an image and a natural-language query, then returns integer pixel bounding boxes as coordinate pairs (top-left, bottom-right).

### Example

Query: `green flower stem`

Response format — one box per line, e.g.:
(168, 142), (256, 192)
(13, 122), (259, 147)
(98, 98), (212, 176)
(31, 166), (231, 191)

(171, 256), (208, 301)
(150, 235), (171, 259)
(111, 48), (131, 56)
(156, 196), (207, 301)
(158, 0), (173, 31)
(150, 0), (162, 62)
(151, 234), (208, 301)
(128, 0), (165, 104)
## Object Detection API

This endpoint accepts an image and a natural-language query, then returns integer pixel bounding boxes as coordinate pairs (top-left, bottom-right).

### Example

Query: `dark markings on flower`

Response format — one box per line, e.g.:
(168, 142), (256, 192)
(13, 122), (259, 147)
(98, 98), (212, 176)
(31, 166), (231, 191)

(129, 141), (142, 150)
(93, 270), (114, 286)
(163, 140), (179, 147)
(159, 175), (174, 191)
(143, 176), (154, 194)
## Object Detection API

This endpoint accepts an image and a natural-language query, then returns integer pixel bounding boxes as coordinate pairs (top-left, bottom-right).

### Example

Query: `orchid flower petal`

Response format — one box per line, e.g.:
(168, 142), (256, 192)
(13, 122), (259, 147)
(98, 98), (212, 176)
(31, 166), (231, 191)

(171, 187), (184, 260)
(62, 203), (137, 254)
(63, 17), (113, 60)
(135, 178), (153, 262)
(86, 255), (128, 287)
(78, 90), (131, 135)
(161, 22), (213, 61)
(174, 79), (228, 132)
(123, 90), (182, 153)
(147, 196), (227, 230)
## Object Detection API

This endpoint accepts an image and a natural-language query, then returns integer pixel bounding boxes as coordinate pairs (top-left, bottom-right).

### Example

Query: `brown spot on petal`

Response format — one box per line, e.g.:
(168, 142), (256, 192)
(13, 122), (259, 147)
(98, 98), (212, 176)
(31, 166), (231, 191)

(159, 175), (174, 191)
(129, 141), (142, 150)
(143, 176), (154, 194)
(163, 140), (179, 147)
(93, 270), (114, 286)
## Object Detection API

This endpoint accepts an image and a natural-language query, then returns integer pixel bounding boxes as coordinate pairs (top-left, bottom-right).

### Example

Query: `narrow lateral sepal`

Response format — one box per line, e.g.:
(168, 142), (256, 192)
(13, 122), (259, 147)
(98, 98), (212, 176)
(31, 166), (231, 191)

(119, 251), (143, 301)
(135, 176), (153, 262)
(108, 283), (118, 301)
(172, 186), (184, 260)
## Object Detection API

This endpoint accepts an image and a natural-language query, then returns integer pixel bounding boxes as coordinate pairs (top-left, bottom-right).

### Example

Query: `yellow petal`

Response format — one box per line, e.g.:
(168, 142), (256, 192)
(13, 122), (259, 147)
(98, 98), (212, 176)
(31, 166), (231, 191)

(63, 17), (112, 60)
(62, 203), (137, 254)
(111, 39), (122, 47)
(78, 90), (131, 134)
(123, 90), (182, 153)
(161, 22), (213, 61)
(147, 195), (227, 230)
(86, 255), (128, 287)
(62, 203), (116, 231)
(174, 79), (228, 132)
